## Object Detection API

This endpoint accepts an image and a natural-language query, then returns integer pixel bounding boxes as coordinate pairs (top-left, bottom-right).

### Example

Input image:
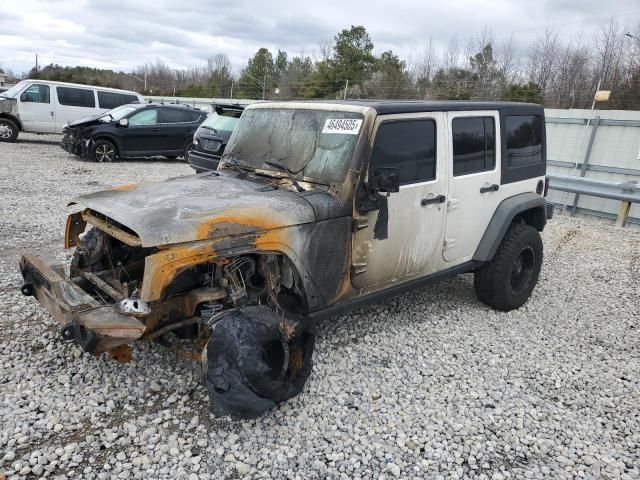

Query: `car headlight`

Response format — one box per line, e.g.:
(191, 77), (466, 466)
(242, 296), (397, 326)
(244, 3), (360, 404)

(193, 137), (199, 145)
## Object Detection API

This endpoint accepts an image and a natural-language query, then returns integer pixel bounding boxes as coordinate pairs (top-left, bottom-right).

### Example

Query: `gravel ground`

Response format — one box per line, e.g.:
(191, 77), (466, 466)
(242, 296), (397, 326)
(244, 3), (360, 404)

(1, 133), (639, 480)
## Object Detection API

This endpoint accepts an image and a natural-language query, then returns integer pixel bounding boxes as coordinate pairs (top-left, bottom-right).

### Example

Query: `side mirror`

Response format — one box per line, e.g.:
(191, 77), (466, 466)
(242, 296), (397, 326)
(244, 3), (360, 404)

(369, 167), (400, 194)
(20, 92), (29, 102)
(119, 118), (129, 127)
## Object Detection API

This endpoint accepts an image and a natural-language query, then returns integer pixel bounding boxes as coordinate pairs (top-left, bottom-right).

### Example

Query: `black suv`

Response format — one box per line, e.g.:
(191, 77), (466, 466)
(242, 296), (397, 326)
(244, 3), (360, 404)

(188, 103), (244, 172)
(62, 103), (206, 162)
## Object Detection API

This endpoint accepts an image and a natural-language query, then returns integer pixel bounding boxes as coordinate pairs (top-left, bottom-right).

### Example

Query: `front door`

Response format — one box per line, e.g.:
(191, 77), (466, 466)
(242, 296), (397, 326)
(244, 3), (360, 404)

(443, 111), (502, 263)
(351, 113), (447, 292)
(18, 83), (55, 133)
(121, 108), (162, 155)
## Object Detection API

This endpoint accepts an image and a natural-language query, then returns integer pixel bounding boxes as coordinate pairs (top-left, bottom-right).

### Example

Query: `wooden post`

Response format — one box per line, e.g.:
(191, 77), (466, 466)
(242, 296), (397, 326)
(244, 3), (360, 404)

(615, 201), (631, 228)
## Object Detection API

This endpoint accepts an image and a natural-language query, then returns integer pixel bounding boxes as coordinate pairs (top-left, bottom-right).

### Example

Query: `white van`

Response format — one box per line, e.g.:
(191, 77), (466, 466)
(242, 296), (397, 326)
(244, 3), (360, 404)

(0, 80), (144, 142)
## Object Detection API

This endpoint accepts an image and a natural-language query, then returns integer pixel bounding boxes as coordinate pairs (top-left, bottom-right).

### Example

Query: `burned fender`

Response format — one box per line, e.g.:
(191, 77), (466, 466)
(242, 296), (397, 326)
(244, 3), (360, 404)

(204, 305), (315, 418)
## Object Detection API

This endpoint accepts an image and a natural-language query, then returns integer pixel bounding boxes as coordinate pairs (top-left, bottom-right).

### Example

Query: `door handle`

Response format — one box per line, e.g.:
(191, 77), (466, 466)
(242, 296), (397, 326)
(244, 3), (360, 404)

(50, 111), (54, 117)
(480, 184), (499, 194)
(421, 194), (446, 206)
(151, 128), (160, 132)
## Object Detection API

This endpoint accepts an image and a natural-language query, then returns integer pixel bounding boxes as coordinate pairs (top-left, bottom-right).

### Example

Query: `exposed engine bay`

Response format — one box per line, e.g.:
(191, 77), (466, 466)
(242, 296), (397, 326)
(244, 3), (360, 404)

(20, 223), (314, 417)
(67, 226), (308, 346)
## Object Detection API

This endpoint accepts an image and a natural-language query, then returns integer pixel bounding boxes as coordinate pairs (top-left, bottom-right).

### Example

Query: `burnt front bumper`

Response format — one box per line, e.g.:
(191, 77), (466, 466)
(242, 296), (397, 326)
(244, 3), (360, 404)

(61, 129), (92, 158)
(20, 254), (146, 353)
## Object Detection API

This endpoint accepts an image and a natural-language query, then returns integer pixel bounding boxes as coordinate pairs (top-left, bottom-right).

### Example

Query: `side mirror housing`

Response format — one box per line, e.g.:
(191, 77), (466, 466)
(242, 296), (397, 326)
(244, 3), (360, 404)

(20, 92), (29, 102)
(119, 118), (129, 127)
(369, 167), (400, 194)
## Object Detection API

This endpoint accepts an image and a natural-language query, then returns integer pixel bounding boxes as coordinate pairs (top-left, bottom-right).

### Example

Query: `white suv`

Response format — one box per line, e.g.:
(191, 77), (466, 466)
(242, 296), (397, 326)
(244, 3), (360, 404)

(20, 100), (553, 418)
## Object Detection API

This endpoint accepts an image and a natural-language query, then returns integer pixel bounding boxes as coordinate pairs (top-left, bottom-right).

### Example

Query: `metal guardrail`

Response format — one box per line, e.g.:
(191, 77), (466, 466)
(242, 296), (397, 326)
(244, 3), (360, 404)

(548, 174), (639, 227)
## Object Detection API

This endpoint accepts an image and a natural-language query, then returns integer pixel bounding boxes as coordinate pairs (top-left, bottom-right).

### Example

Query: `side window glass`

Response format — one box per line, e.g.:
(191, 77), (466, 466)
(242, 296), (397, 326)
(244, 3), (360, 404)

(56, 87), (96, 108)
(158, 108), (188, 123)
(452, 117), (495, 176)
(370, 119), (437, 185)
(21, 84), (50, 103)
(98, 91), (138, 109)
(129, 109), (158, 126)
(506, 115), (543, 167)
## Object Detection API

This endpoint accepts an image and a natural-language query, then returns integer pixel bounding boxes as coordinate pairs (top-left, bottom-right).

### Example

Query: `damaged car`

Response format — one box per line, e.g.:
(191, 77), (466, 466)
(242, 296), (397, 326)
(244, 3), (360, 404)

(188, 103), (246, 173)
(61, 102), (206, 162)
(20, 100), (553, 418)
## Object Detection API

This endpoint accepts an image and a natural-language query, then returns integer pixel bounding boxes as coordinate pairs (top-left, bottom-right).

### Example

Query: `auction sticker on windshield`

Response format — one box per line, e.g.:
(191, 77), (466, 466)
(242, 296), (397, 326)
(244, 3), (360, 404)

(322, 118), (363, 135)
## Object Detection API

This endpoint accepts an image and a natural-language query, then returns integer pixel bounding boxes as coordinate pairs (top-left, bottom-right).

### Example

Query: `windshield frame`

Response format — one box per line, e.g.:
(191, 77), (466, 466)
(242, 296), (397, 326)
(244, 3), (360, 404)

(221, 103), (372, 186)
(99, 104), (138, 122)
(0, 80), (29, 99)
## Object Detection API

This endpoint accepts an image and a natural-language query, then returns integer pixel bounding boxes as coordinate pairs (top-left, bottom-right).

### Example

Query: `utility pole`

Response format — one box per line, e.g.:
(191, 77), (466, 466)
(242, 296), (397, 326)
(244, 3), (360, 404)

(343, 79), (349, 99)
(35, 54), (38, 72)
(262, 70), (266, 100)
(230, 81), (234, 100)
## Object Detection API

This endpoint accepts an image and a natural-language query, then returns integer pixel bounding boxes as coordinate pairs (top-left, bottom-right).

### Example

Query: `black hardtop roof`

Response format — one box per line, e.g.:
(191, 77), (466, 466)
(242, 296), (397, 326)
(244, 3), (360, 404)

(302, 99), (544, 115)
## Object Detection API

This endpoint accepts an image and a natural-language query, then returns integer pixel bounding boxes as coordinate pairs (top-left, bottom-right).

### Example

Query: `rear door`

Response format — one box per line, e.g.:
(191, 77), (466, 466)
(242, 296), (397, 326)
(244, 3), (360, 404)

(351, 113), (447, 291)
(17, 83), (55, 133)
(443, 111), (501, 263)
(54, 86), (99, 131)
(157, 108), (198, 152)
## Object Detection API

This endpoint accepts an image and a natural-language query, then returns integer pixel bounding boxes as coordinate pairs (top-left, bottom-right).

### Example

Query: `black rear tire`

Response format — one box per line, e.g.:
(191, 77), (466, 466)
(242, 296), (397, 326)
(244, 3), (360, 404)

(474, 223), (543, 311)
(0, 118), (19, 142)
(204, 306), (315, 418)
(92, 139), (117, 162)
(183, 142), (192, 161)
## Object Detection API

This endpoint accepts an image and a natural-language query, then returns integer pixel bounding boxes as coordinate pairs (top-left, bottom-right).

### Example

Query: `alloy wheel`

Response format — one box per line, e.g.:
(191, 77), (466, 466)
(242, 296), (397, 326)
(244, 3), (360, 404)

(95, 144), (115, 162)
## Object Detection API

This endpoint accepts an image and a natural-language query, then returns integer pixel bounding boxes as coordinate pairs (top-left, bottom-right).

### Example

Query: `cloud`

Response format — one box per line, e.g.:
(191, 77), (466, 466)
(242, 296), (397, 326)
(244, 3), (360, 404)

(1, 0), (638, 74)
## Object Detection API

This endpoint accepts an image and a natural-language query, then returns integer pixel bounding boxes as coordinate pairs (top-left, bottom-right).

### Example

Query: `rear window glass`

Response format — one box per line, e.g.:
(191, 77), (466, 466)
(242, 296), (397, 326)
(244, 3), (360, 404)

(202, 110), (242, 132)
(97, 91), (138, 109)
(452, 117), (495, 176)
(57, 87), (96, 108)
(506, 115), (543, 167)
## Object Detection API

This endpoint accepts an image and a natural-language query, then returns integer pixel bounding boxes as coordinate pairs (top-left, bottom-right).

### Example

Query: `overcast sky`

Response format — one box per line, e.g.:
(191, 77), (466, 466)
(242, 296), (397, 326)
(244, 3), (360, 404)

(1, 0), (638, 75)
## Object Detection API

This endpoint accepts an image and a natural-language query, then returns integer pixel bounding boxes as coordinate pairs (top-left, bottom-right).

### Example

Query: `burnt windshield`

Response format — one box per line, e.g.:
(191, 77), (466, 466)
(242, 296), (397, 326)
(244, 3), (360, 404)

(222, 108), (363, 184)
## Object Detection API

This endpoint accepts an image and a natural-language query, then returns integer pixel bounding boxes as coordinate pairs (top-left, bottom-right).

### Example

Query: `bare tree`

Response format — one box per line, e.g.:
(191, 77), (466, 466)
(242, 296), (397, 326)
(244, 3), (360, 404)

(592, 19), (626, 93)
(496, 34), (518, 85)
(527, 27), (560, 100)
(410, 38), (436, 98)
(549, 34), (592, 108)
(441, 35), (461, 71)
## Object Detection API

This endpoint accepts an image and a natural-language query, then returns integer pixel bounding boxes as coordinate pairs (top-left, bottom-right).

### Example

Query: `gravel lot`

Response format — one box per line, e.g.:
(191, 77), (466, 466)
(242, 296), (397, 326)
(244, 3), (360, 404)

(1, 133), (639, 480)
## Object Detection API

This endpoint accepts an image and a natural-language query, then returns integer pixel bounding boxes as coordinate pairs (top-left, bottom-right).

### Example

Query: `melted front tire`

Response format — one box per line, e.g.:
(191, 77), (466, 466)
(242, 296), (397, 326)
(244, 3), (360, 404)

(204, 306), (315, 418)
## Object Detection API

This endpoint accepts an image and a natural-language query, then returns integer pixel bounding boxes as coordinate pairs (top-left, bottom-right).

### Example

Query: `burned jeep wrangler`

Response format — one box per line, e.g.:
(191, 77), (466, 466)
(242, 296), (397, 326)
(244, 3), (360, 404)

(20, 100), (553, 417)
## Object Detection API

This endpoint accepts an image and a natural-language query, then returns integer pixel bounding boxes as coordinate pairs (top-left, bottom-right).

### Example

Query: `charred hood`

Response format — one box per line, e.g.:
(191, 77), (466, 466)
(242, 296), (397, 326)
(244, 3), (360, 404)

(71, 172), (345, 247)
